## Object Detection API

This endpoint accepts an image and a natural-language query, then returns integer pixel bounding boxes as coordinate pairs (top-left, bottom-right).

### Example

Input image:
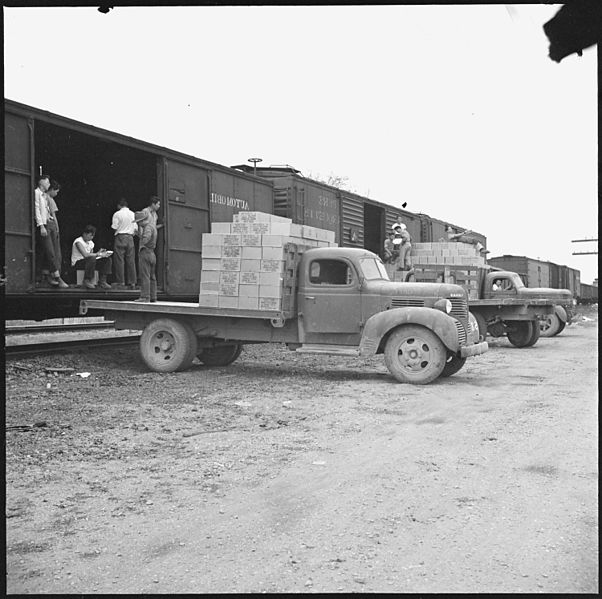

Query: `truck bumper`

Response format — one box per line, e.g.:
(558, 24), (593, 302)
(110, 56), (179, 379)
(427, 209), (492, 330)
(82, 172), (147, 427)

(460, 341), (488, 357)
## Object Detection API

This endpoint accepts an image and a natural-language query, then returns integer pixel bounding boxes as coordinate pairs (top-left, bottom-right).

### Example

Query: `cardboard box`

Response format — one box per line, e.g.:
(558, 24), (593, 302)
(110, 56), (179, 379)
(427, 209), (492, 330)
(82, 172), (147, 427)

(268, 222), (292, 236)
(231, 222), (251, 234)
(211, 223), (231, 234)
(250, 222), (270, 235)
(223, 234), (242, 246)
(291, 223), (304, 237)
(241, 234), (262, 246)
(202, 234), (224, 247)
(202, 258), (221, 271)
(200, 270), (220, 283)
(202, 246), (222, 259)
(260, 259), (284, 272)
(238, 296), (259, 310)
(262, 246), (286, 260)
(220, 258), (241, 271)
(218, 296), (239, 309)
(222, 245), (242, 258)
(259, 297), (281, 311)
(259, 285), (282, 298)
(259, 272), (282, 287)
(241, 246), (262, 260)
(241, 259), (261, 272)
(220, 271), (240, 285)
(235, 211), (272, 223)
(239, 283), (259, 297)
(198, 294), (219, 307)
(219, 283), (239, 297)
(240, 272), (259, 285)
(200, 281), (220, 292)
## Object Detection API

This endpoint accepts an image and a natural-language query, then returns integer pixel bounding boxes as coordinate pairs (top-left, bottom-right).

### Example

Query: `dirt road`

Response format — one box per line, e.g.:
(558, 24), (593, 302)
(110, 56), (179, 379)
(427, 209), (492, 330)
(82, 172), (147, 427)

(5, 309), (598, 593)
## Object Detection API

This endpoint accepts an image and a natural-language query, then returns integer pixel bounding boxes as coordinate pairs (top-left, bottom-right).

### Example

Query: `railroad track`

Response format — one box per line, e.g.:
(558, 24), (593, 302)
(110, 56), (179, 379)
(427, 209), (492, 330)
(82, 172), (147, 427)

(5, 334), (141, 357)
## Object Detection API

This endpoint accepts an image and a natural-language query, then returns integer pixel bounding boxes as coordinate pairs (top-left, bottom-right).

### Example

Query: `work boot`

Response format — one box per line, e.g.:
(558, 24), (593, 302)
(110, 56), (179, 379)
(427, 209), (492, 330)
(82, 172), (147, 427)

(47, 274), (59, 286)
(83, 279), (96, 289)
(98, 276), (112, 290)
(56, 277), (69, 289)
(134, 297), (150, 302)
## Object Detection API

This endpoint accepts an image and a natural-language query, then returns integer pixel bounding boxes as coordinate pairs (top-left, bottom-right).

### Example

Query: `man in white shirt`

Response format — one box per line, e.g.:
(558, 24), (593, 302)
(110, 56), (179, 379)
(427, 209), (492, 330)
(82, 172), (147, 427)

(71, 225), (113, 289)
(111, 198), (138, 289)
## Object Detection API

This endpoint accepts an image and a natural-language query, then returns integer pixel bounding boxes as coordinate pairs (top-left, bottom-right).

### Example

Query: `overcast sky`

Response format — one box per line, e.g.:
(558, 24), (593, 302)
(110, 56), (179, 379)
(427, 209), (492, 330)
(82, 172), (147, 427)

(4, 5), (598, 283)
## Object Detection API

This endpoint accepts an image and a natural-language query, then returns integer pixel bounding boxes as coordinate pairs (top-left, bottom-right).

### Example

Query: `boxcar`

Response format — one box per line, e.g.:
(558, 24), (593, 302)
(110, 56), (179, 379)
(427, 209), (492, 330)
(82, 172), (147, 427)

(4, 99), (274, 319)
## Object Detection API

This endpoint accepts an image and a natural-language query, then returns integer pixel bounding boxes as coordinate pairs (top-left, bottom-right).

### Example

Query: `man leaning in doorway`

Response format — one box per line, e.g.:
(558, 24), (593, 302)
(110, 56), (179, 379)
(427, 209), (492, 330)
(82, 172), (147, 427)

(134, 196), (162, 303)
(111, 198), (138, 289)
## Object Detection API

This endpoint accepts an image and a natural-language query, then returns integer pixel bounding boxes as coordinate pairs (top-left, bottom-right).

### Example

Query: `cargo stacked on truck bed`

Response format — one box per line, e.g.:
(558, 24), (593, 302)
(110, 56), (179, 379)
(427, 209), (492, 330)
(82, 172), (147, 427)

(81, 212), (488, 385)
(408, 242), (557, 348)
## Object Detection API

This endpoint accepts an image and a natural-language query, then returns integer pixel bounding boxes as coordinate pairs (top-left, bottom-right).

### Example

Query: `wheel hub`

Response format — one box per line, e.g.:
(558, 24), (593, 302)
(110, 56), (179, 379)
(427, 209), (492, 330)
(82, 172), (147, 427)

(153, 332), (175, 357)
(398, 338), (430, 372)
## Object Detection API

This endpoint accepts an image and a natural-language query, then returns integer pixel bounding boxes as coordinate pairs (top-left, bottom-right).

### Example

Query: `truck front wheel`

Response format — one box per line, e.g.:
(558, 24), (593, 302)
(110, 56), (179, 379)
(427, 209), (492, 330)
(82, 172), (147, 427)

(140, 318), (197, 372)
(441, 354), (467, 377)
(384, 325), (446, 384)
(540, 312), (561, 337)
(197, 344), (243, 366)
(506, 321), (535, 348)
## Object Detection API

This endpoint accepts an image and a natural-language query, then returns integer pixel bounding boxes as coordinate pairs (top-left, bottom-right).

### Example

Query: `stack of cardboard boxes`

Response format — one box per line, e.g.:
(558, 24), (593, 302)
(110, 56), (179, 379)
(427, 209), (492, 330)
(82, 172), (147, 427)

(199, 212), (337, 310)
(410, 242), (487, 299)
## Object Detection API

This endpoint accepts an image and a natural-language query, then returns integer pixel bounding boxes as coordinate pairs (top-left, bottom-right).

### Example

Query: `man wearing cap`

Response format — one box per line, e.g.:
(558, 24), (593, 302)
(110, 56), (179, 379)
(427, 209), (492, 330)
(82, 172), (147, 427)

(446, 226), (489, 255)
(111, 198), (138, 289)
(134, 196), (161, 303)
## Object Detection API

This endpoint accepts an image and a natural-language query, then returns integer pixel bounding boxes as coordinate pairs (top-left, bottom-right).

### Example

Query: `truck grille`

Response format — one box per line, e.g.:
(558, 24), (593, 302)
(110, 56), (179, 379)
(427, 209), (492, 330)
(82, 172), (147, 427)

(449, 297), (468, 319)
(391, 299), (425, 308)
(455, 320), (467, 345)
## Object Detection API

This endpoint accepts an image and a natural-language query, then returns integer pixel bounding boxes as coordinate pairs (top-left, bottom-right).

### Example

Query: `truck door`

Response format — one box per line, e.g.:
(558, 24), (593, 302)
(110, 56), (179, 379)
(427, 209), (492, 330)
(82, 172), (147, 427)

(4, 111), (34, 292)
(298, 257), (362, 338)
(162, 158), (210, 295)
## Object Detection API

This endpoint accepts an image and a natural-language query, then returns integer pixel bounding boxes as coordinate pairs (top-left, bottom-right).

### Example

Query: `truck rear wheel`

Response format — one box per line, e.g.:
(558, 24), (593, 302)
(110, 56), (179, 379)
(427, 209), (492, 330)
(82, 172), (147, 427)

(384, 325), (446, 384)
(140, 318), (197, 372)
(506, 321), (535, 348)
(524, 320), (541, 347)
(197, 344), (243, 366)
(540, 312), (561, 337)
(441, 354), (467, 377)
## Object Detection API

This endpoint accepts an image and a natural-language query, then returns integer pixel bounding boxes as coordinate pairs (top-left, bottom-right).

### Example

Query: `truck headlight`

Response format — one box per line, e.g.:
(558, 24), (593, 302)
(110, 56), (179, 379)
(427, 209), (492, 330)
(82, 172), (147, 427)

(434, 298), (452, 314)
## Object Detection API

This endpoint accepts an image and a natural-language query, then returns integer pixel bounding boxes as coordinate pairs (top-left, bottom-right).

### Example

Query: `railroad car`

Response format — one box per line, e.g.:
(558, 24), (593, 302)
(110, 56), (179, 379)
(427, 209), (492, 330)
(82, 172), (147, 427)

(578, 282), (598, 304)
(4, 99), (487, 320)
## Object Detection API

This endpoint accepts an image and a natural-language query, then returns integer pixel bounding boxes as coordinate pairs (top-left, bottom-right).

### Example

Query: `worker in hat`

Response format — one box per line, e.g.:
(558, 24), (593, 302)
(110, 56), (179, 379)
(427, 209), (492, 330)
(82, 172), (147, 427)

(134, 197), (161, 302)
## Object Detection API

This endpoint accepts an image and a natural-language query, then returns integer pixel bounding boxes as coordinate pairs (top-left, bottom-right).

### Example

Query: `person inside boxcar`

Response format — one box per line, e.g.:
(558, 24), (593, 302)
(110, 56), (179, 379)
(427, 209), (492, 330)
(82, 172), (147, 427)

(44, 180), (69, 288)
(34, 175), (68, 288)
(71, 224), (113, 289)
(384, 232), (396, 263)
(445, 225), (489, 255)
(396, 229), (413, 272)
(133, 197), (161, 302)
(111, 198), (138, 289)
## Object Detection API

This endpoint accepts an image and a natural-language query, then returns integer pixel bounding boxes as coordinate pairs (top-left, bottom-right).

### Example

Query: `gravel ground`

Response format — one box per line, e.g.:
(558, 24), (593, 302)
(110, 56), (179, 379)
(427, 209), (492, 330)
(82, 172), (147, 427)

(5, 307), (598, 593)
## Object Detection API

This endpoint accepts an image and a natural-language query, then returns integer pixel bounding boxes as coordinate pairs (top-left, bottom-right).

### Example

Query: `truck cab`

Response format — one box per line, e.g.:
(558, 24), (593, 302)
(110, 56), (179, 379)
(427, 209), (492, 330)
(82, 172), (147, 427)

(483, 270), (575, 336)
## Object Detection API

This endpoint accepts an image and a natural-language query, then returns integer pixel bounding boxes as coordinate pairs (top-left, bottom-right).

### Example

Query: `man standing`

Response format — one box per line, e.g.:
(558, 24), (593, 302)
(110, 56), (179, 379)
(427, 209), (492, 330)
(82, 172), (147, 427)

(134, 196), (161, 303)
(111, 198), (138, 289)
(34, 174), (68, 288)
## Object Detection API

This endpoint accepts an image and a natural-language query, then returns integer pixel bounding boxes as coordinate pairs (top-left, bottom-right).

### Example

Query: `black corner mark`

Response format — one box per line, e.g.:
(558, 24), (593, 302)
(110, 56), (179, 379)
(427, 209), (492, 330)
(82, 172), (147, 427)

(98, 5), (113, 14)
(402, 202), (407, 208)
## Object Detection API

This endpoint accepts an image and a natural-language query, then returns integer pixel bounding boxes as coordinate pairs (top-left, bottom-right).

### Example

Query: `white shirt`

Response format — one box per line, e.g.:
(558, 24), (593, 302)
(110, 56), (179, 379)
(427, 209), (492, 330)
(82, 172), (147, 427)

(71, 236), (95, 266)
(34, 188), (54, 227)
(111, 207), (138, 235)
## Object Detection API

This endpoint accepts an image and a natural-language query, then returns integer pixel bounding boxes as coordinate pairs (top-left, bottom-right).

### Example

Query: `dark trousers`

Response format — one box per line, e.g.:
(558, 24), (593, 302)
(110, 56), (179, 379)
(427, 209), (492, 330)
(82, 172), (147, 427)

(138, 248), (157, 301)
(113, 234), (137, 285)
(74, 256), (112, 282)
(38, 219), (62, 274)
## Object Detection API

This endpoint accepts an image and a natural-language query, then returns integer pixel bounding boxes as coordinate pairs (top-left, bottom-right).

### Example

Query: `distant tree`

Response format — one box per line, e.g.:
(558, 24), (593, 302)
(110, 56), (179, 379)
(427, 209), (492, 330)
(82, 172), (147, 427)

(307, 171), (351, 190)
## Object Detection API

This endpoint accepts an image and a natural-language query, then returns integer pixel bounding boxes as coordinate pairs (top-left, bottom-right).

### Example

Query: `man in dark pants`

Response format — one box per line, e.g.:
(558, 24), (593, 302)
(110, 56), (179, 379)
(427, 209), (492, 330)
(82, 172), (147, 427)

(70, 225), (113, 289)
(134, 197), (161, 302)
(111, 198), (138, 289)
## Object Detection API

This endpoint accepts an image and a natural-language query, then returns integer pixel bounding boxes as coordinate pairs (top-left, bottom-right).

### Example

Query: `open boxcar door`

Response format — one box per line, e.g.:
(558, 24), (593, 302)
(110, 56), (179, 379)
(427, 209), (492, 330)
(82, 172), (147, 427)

(4, 110), (35, 293)
(161, 158), (210, 296)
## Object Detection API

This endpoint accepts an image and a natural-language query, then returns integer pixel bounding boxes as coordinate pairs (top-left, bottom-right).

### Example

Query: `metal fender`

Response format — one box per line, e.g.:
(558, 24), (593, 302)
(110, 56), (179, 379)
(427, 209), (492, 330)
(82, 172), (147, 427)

(554, 305), (568, 323)
(359, 307), (463, 357)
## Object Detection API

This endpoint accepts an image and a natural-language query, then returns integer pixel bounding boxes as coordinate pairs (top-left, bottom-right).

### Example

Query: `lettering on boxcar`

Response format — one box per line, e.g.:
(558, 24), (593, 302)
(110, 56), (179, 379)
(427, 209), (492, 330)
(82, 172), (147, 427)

(210, 193), (249, 210)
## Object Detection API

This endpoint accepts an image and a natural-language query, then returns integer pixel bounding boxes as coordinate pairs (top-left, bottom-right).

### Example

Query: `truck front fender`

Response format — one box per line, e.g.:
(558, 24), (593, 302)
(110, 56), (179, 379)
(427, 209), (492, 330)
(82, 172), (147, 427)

(359, 307), (464, 357)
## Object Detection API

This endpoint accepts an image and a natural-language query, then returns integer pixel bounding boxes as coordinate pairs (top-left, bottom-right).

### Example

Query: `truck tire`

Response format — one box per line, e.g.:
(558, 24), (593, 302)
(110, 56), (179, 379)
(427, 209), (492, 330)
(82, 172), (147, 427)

(140, 318), (197, 372)
(556, 319), (566, 335)
(471, 311), (488, 342)
(506, 321), (535, 348)
(540, 312), (561, 337)
(384, 325), (446, 384)
(524, 320), (541, 347)
(197, 344), (243, 366)
(441, 354), (467, 377)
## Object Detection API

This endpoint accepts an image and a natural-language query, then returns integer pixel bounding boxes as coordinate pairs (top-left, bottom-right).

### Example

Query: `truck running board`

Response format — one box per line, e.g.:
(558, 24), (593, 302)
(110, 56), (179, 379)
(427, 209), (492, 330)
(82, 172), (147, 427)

(295, 344), (360, 357)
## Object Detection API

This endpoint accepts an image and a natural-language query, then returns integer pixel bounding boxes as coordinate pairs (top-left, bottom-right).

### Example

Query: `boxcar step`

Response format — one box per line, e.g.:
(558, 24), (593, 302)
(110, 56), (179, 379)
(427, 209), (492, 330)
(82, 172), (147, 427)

(295, 344), (359, 356)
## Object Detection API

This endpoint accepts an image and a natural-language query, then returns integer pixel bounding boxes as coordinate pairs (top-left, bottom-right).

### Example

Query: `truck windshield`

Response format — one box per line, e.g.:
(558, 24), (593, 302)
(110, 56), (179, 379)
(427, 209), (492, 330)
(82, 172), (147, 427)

(359, 258), (390, 281)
